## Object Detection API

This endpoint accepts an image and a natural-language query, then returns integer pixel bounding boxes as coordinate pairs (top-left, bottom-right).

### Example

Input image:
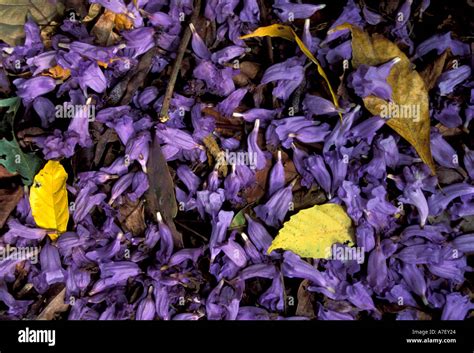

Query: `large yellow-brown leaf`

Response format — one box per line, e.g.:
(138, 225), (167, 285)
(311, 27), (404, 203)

(29, 160), (69, 241)
(332, 24), (435, 173)
(268, 203), (354, 258)
(0, 0), (63, 46)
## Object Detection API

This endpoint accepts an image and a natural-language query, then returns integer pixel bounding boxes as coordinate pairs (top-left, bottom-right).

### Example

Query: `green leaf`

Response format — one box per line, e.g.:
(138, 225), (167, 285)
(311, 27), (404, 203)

(0, 0), (63, 46)
(0, 138), (42, 185)
(0, 97), (20, 135)
(230, 208), (247, 230)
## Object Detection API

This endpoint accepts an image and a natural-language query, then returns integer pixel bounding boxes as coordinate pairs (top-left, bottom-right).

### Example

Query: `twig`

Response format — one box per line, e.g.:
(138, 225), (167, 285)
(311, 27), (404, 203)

(175, 220), (208, 242)
(37, 288), (69, 320)
(257, 0), (274, 64)
(159, 0), (202, 122)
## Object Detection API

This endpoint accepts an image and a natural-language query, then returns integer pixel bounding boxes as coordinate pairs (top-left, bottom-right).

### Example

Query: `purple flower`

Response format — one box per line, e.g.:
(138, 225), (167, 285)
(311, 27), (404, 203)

(255, 183), (293, 228)
(122, 27), (156, 58)
(90, 0), (128, 14)
(268, 151), (285, 197)
(136, 286), (156, 320)
(400, 186), (429, 227)
(190, 23), (211, 60)
(348, 58), (400, 100)
(211, 44), (246, 65)
(346, 282), (375, 311)
(156, 212), (174, 264)
(434, 102), (462, 128)
(240, 0), (260, 23)
(306, 154), (332, 195)
(273, 3), (326, 22)
(245, 215), (274, 254)
(441, 293), (474, 320)
(14, 76), (56, 102)
(209, 210), (234, 261)
(128, 172), (149, 201)
(247, 119), (268, 171)
(452, 234), (474, 254)
(109, 173), (134, 205)
(177, 165), (201, 195)
(193, 61), (235, 96)
(414, 32), (470, 60)
(325, 0), (363, 43)
(90, 261), (141, 295)
(303, 94), (341, 117)
(401, 263), (428, 305)
(3, 218), (47, 243)
(282, 252), (334, 293)
(259, 275), (285, 312)
(217, 88), (247, 117)
(40, 242), (65, 285)
(429, 183), (474, 216)
(396, 243), (442, 264)
(362, 6), (383, 25)
(224, 165), (242, 203)
(0, 282), (32, 317)
(437, 65), (471, 96)
(206, 280), (244, 320)
(367, 245), (388, 293)
(261, 57), (304, 101)
(220, 235), (248, 268)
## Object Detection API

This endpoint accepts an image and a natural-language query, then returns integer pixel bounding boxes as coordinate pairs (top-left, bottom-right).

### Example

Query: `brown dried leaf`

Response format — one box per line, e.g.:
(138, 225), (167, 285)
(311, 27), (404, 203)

(118, 198), (146, 236)
(0, 164), (15, 178)
(419, 50), (449, 91)
(145, 133), (182, 247)
(82, 3), (102, 23)
(0, 0), (63, 46)
(91, 10), (120, 46)
(119, 47), (158, 105)
(295, 280), (315, 318)
(37, 287), (69, 320)
(0, 185), (23, 228)
(202, 134), (228, 176)
(334, 24), (435, 173)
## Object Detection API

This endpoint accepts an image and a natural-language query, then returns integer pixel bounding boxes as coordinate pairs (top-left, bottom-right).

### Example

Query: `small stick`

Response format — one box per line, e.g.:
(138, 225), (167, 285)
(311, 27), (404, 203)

(159, 0), (202, 122)
(257, 0), (274, 64)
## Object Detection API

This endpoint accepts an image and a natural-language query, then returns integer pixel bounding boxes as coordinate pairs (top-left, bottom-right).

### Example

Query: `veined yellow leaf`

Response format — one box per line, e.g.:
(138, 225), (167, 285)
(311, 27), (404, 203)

(240, 24), (342, 120)
(29, 160), (69, 241)
(330, 24), (435, 174)
(268, 203), (354, 258)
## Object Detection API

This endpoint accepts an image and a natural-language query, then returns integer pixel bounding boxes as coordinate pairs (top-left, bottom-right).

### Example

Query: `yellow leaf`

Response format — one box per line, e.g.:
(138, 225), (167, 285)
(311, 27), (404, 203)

(268, 203), (354, 258)
(29, 160), (69, 240)
(331, 24), (435, 174)
(240, 24), (342, 120)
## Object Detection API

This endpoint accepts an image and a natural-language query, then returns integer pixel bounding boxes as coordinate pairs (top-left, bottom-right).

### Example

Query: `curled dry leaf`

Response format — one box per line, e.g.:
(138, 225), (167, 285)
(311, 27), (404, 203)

(91, 9), (120, 46)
